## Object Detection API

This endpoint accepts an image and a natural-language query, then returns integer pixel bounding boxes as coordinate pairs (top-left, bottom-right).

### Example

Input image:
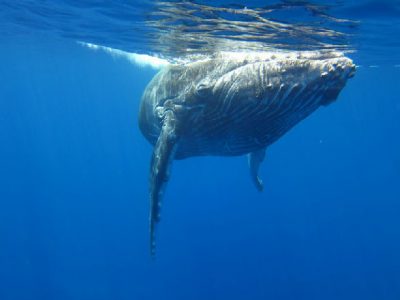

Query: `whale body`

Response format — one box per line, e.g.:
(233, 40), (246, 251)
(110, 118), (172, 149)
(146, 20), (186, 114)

(138, 51), (355, 255)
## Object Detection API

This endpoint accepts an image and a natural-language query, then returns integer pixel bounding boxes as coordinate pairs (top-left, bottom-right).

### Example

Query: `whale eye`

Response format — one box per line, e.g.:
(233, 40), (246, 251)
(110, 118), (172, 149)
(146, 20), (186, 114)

(195, 83), (211, 98)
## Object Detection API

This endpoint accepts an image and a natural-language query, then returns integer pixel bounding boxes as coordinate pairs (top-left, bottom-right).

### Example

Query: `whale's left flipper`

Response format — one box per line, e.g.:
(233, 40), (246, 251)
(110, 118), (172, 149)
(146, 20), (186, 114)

(149, 110), (178, 257)
(248, 148), (266, 192)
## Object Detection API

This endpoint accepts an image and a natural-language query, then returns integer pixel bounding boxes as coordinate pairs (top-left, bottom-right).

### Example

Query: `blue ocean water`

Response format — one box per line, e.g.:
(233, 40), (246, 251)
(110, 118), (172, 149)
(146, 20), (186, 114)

(0, 1), (400, 300)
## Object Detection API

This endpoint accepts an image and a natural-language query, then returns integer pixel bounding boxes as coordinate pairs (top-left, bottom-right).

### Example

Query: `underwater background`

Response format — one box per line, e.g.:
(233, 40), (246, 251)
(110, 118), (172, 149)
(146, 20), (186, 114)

(0, 1), (400, 299)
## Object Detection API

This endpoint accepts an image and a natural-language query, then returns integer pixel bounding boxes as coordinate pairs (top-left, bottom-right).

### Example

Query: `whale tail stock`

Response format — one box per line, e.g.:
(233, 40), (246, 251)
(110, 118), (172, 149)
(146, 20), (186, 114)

(149, 110), (179, 257)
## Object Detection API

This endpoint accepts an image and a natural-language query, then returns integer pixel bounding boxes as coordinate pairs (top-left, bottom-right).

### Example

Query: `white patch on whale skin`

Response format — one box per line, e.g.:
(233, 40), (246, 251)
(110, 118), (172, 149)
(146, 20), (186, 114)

(79, 42), (170, 69)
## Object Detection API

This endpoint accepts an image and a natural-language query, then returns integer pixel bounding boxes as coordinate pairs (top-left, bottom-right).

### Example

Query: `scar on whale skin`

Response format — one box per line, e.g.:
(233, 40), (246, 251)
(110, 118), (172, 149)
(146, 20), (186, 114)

(138, 51), (356, 256)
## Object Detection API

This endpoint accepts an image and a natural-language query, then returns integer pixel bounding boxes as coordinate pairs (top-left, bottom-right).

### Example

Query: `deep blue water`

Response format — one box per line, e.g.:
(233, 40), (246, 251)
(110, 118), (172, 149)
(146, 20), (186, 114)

(1, 1), (400, 300)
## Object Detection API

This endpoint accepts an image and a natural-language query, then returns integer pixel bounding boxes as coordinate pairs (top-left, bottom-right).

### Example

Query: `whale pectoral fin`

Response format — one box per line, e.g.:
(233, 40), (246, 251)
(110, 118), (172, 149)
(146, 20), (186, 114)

(149, 110), (179, 257)
(248, 148), (266, 192)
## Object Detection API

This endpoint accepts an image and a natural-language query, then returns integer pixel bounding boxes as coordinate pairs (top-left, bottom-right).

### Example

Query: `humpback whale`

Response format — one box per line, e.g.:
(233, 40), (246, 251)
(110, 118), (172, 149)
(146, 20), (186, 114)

(138, 51), (355, 255)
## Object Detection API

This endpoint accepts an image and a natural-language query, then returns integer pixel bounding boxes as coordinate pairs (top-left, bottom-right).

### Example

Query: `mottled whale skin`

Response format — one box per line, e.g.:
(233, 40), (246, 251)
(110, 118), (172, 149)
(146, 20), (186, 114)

(138, 51), (355, 255)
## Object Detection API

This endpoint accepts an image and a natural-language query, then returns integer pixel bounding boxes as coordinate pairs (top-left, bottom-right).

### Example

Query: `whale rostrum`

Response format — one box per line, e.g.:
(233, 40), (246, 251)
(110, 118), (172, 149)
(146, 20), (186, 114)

(138, 51), (356, 256)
